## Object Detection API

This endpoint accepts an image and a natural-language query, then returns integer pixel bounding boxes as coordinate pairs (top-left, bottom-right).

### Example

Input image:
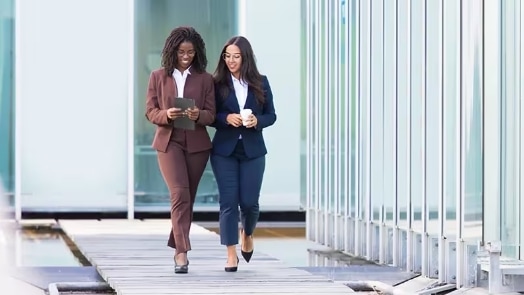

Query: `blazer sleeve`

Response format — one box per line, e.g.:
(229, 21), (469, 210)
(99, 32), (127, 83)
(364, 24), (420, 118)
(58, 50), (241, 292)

(255, 76), (277, 130)
(145, 71), (170, 126)
(212, 86), (230, 129)
(196, 74), (216, 126)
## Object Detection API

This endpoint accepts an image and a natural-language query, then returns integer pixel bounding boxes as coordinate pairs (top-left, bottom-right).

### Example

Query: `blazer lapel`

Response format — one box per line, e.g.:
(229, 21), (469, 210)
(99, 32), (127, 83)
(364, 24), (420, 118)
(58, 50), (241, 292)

(243, 90), (256, 111)
(223, 76), (240, 113)
(228, 89), (241, 113)
(163, 74), (177, 108)
(165, 74), (177, 95)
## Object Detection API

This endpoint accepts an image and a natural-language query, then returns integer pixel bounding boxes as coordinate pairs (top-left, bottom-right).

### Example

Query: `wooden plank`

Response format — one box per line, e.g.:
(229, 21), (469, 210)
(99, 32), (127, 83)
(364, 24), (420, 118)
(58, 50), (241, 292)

(59, 220), (354, 294)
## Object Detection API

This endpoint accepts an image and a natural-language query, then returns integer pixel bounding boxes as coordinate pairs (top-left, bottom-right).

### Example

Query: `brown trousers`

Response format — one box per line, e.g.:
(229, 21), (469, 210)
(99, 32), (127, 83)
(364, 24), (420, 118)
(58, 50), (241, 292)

(157, 142), (210, 254)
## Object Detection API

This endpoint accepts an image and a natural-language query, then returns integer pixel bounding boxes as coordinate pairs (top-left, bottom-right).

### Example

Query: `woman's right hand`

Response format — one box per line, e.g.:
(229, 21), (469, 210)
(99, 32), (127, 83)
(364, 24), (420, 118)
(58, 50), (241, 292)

(167, 108), (183, 120)
(226, 114), (243, 127)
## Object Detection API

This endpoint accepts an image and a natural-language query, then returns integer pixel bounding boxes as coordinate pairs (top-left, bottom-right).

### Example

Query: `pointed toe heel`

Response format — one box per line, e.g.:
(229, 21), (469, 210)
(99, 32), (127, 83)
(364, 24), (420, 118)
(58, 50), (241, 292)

(224, 257), (239, 272)
(241, 249), (254, 263)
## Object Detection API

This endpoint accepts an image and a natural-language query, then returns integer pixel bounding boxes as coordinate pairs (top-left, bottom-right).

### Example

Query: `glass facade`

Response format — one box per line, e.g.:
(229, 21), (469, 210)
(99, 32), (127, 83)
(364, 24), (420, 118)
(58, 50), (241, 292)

(304, 0), (524, 288)
(0, 0), (14, 208)
(133, 0), (237, 211)
(12, 0), (303, 214)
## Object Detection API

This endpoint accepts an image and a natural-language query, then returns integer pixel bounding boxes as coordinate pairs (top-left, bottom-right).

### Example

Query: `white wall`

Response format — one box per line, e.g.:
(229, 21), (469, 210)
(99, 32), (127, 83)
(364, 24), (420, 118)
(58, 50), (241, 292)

(17, 0), (131, 209)
(243, 0), (303, 210)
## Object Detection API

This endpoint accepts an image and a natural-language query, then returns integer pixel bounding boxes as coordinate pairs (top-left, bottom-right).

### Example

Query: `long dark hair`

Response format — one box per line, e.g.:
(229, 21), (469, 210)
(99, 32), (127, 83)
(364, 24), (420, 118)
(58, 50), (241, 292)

(213, 36), (265, 104)
(161, 26), (207, 76)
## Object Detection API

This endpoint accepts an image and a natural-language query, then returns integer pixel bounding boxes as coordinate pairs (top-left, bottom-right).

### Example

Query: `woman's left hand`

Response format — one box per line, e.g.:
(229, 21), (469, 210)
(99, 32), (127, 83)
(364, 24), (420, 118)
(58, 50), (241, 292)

(185, 106), (200, 121)
(245, 114), (258, 128)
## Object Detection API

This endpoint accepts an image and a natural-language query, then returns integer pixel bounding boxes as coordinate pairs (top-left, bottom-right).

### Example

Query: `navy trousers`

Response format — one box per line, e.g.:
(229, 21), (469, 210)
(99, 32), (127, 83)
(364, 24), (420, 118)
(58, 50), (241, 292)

(210, 140), (265, 246)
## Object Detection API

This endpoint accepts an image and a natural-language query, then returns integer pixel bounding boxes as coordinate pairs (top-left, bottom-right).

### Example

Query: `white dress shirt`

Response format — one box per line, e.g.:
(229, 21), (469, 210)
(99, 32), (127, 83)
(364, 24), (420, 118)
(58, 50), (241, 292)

(173, 67), (191, 96)
(232, 75), (248, 139)
(232, 74), (248, 109)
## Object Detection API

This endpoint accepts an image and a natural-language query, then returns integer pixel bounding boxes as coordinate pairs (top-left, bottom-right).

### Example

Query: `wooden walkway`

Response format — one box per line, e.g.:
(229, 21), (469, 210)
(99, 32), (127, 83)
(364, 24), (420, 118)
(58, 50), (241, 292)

(59, 220), (353, 294)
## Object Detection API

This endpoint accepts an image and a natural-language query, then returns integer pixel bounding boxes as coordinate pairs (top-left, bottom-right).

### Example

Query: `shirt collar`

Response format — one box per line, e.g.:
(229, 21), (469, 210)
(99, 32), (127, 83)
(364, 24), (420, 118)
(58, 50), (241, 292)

(231, 74), (247, 87)
(174, 66), (192, 77)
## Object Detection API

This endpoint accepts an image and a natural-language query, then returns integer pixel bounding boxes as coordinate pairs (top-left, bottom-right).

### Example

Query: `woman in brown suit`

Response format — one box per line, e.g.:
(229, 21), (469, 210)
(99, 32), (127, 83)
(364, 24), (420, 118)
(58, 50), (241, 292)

(145, 27), (215, 274)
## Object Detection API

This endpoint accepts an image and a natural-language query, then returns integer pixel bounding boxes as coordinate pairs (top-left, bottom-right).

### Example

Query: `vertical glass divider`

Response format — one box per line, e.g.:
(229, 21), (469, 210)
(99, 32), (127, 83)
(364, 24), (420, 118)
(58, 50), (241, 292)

(344, 0), (353, 254)
(365, 0), (373, 261)
(354, 0), (361, 257)
(421, 0), (429, 277)
(406, 0), (413, 273)
(305, 0), (312, 242)
(392, 0), (400, 268)
(457, 1), (465, 286)
(314, 0), (322, 243)
(323, 0), (331, 246)
(520, 0), (524, 260)
(14, 0), (22, 221)
(334, 0), (341, 250)
(437, 0), (446, 282)
(378, 0), (386, 265)
(127, 0), (136, 220)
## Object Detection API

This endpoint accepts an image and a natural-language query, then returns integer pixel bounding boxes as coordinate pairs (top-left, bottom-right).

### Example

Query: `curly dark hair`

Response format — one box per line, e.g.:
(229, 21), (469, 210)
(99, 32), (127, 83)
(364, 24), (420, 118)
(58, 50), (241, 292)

(213, 36), (265, 105)
(161, 26), (207, 76)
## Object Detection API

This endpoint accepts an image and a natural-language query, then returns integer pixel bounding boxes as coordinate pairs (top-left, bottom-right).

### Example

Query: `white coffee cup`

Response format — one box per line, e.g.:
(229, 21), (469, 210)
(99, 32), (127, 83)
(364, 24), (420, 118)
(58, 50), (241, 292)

(240, 109), (252, 126)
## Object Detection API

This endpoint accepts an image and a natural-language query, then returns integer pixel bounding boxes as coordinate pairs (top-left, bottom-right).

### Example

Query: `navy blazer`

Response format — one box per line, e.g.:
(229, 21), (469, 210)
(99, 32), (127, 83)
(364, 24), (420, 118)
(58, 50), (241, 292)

(211, 75), (277, 158)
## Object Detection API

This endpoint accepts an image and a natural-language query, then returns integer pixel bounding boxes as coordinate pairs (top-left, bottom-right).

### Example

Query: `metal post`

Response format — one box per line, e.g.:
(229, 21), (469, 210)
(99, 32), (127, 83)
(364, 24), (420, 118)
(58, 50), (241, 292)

(486, 241), (502, 294)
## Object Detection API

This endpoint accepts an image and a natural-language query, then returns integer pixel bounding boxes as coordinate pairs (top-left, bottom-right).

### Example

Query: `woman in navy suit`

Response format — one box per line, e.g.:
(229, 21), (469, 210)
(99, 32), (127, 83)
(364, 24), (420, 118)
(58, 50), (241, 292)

(211, 36), (277, 272)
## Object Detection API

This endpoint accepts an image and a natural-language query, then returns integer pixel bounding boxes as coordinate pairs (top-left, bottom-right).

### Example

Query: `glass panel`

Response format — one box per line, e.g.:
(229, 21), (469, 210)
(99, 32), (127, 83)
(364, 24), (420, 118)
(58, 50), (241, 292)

(500, 0), (520, 258)
(520, 1), (524, 261)
(321, 1), (329, 216)
(410, 0), (425, 233)
(425, 0), (442, 235)
(443, 0), (460, 238)
(0, 0), (14, 209)
(20, 0), (129, 210)
(396, 0), (410, 230)
(370, 0), (384, 224)
(339, 0), (347, 216)
(460, 0), (483, 242)
(328, 0), (336, 216)
(359, 0), (371, 257)
(300, 0), (308, 210)
(311, 0), (319, 217)
(331, 0), (340, 217)
(349, 0), (358, 219)
(244, 1), (302, 211)
(383, 0), (397, 226)
(133, 0), (237, 210)
(359, 0), (370, 223)
(313, 0), (321, 226)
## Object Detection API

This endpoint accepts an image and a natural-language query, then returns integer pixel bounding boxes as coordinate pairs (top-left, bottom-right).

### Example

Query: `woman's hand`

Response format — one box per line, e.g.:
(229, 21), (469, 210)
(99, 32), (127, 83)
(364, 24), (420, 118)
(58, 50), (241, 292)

(185, 106), (200, 121)
(226, 114), (243, 127)
(245, 114), (258, 128)
(167, 108), (184, 120)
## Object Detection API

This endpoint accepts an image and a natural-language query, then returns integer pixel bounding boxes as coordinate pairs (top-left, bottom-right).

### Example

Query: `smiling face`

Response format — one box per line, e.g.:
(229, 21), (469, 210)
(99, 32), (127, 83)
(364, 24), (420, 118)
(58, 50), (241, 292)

(176, 41), (196, 71)
(223, 44), (242, 79)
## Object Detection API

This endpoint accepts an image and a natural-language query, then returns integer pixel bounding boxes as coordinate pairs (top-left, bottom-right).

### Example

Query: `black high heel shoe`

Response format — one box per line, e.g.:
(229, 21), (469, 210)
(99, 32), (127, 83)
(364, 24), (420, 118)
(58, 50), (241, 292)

(240, 230), (254, 263)
(241, 248), (254, 263)
(224, 256), (239, 272)
(174, 256), (189, 274)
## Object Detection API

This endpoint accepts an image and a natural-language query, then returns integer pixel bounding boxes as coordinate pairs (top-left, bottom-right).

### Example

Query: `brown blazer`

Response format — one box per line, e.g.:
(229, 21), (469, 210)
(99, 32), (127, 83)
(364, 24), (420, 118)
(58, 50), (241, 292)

(145, 68), (216, 153)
